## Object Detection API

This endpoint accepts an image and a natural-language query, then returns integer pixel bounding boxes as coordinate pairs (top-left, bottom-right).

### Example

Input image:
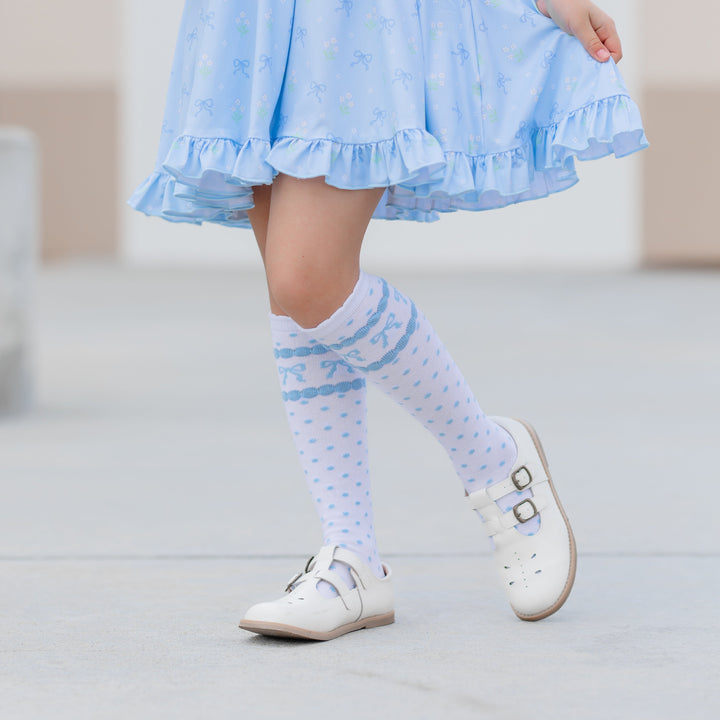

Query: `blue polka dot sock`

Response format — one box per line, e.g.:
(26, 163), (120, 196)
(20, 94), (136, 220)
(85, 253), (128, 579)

(269, 312), (386, 599)
(297, 270), (541, 537)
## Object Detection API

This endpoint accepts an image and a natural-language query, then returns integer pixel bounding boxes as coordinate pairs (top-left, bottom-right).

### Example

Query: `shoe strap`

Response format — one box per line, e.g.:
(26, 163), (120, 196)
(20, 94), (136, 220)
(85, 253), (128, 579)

(464, 465), (547, 512)
(312, 567), (355, 599)
(284, 545), (362, 606)
(311, 547), (365, 613)
(331, 546), (375, 586)
(472, 495), (549, 537)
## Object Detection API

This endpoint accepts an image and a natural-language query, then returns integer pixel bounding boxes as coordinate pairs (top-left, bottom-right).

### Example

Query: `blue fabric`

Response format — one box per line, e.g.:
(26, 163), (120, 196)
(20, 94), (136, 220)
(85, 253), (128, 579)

(128, 0), (649, 227)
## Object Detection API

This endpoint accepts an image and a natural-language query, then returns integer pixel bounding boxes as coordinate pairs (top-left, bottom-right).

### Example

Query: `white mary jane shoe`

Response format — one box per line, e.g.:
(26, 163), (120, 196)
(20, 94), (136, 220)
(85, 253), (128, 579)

(239, 544), (395, 641)
(465, 416), (577, 621)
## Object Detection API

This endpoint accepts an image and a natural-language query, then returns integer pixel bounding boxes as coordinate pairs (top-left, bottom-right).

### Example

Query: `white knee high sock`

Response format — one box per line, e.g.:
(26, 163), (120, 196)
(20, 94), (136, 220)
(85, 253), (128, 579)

(270, 313), (385, 598)
(299, 271), (541, 537)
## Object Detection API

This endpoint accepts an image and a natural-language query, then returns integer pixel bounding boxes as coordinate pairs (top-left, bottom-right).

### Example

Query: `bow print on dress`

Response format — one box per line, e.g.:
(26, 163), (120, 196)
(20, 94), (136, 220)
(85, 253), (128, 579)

(194, 98), (214, 116)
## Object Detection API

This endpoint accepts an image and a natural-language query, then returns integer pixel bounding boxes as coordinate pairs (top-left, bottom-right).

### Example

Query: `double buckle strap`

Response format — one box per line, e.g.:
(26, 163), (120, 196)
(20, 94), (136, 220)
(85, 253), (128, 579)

(465, 464), (542, 536)
(511, 466), (537, 523)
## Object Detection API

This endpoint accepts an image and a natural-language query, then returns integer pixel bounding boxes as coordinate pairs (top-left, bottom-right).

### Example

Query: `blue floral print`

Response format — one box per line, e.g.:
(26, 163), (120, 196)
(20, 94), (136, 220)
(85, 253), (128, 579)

(128, 0), (649, 228)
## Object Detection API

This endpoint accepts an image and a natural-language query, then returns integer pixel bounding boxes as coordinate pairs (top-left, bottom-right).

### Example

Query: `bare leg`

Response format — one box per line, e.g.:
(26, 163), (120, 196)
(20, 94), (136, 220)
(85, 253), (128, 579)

(247, 175), (385, 323)
(262, 173), (386, 328)
(246, 182), (284, 315)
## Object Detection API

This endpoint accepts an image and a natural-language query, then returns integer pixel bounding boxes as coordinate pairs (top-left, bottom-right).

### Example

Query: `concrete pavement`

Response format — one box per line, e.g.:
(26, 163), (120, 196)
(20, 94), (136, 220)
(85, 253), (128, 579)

(1, 262), (718, 719)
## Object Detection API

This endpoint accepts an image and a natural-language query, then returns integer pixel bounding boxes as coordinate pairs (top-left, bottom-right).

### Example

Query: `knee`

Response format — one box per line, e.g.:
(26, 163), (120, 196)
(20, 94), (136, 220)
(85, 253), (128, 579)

(266, 261), (356, 329)
(266, 263), (314, 318)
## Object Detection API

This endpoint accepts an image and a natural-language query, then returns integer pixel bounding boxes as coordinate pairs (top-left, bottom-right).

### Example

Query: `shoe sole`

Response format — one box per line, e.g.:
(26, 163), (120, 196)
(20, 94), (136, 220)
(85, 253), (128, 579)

(510, 417), (578, 622)
(239, 611), (395, 641)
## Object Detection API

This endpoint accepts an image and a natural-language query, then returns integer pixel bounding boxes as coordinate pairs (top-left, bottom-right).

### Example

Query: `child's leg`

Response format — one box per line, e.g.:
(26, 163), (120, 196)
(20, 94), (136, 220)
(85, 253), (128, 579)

(263, 173), (385, 328)
(247, 176), (387, 597)
(269, 314), (386, 599)
(246, 182), (283, 315)
(262, 175), (538, 542)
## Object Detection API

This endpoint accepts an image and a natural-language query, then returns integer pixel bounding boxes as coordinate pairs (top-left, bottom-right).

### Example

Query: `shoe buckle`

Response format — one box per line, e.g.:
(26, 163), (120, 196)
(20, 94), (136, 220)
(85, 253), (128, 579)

(513, 499), (538, 524)
(284, 554), (316, 592)
(512, 466), (532, 491)
(284, 571), (303, 593)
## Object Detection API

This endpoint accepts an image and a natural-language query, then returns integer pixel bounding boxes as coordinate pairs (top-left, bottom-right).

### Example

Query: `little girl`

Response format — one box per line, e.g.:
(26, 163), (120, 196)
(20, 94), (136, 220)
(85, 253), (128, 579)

(129, 0), (648, 641)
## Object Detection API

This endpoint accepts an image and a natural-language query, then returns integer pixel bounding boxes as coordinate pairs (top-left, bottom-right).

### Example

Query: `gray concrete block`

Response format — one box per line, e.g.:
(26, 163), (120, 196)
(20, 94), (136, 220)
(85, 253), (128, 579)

(0, 126), (38, 414)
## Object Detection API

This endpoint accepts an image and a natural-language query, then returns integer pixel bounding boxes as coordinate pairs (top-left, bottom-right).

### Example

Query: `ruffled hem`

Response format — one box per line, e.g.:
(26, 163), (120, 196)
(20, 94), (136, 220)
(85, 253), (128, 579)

(127, 93), (649, 228)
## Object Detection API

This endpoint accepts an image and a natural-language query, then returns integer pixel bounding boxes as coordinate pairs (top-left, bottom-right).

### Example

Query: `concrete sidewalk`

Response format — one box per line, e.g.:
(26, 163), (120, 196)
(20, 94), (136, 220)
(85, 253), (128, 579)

(1, 262), (719, 719)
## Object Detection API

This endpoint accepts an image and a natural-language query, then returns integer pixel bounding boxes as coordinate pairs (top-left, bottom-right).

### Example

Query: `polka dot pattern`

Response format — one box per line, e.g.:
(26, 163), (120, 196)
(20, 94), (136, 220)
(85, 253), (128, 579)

(270, 313), (385, 579)
(304, 271), (541, 536)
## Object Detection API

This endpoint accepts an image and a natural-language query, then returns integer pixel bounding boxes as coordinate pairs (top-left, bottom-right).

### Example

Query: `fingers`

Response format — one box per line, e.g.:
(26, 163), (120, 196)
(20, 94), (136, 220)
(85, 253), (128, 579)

(537, 1), (624, 65)
(592, 9), (623, 63)
(573, 14), (612, 62)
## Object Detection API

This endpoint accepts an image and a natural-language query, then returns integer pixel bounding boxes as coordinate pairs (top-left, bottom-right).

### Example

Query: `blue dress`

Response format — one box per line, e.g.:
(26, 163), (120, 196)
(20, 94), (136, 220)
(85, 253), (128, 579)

(128, 0), (649, 228)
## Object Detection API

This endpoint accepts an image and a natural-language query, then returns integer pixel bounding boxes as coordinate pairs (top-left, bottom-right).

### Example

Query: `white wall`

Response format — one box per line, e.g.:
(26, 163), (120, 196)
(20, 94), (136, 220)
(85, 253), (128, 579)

(120, 0), (643, 270)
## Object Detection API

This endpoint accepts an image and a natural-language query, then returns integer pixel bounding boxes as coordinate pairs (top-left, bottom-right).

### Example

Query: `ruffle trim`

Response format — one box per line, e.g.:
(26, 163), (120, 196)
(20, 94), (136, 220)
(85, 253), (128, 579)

(127, 93), (648, 227)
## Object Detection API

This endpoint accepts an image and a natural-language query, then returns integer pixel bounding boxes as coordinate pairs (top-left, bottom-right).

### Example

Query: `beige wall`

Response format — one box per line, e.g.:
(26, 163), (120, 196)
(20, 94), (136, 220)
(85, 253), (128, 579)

(641, 1), (720, 87)
(640, 0), (720, 265)
(0, 0), (119, 261)
(0, 1), (117, 85)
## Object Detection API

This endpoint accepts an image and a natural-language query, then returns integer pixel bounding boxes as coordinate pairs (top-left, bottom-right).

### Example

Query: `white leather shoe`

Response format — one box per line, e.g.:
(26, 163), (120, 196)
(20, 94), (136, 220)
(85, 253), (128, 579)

(465, 416), (577, 621)
(239, 544), (395, 640)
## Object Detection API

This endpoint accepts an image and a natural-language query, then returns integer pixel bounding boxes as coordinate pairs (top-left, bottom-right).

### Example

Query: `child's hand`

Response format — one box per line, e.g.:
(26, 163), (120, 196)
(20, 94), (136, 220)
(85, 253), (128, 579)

(536, 0), (622, 63)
